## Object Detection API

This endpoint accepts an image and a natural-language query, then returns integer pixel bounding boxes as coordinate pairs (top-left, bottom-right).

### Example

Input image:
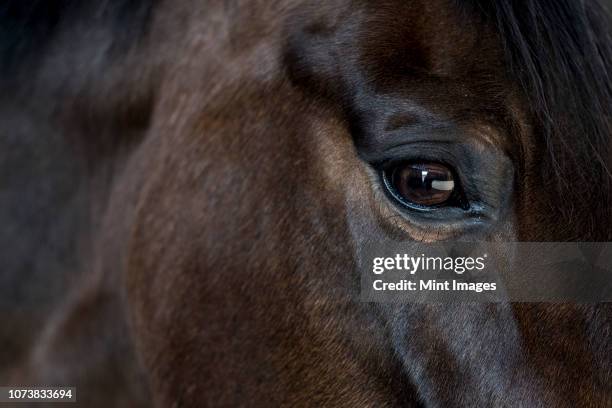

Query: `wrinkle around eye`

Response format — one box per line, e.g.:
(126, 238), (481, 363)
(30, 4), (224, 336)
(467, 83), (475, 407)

(363, 165), (494, 242)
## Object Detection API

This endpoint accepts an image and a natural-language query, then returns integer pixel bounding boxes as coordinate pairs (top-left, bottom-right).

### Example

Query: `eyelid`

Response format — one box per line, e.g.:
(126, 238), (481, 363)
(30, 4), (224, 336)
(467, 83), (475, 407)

(365, 138), (514, 222)
(371, 142), (481, 200)
(380, 161), (470, 211)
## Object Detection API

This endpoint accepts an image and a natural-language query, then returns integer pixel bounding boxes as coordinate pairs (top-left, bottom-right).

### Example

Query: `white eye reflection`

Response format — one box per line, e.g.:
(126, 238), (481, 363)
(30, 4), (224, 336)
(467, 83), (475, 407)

(431, 180), (455, 191)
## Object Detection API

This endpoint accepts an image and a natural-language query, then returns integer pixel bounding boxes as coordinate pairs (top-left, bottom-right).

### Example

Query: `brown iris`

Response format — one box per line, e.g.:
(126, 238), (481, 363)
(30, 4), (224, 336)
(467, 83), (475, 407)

(386, 162), (455, 207)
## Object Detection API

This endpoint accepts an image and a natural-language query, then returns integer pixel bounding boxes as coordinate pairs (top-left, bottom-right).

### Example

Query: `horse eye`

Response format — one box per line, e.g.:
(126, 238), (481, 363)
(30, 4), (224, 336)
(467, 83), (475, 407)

(382, 162), (458, 208)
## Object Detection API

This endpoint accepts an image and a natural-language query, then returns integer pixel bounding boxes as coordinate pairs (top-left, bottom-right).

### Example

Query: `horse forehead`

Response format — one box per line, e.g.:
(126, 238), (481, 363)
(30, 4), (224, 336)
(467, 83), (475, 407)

(285, 0), (515, 159)
(358, 0), (498, 73)
(289, 0), (501, 76)
(286, 0), (510, 116)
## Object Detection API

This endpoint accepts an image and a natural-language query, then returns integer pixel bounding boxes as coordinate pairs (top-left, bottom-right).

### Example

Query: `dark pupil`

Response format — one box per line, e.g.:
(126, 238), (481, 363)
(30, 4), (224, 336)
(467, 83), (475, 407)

(391, 162), (454, 206)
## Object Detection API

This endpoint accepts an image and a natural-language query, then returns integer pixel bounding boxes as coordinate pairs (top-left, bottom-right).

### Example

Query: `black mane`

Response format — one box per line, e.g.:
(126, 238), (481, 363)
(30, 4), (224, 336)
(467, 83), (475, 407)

(465, 0), (612, 227)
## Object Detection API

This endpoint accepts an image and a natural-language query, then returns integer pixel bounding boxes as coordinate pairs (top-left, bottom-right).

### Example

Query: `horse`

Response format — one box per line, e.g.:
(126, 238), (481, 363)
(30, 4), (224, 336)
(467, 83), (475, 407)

(1, 0), (611, 406)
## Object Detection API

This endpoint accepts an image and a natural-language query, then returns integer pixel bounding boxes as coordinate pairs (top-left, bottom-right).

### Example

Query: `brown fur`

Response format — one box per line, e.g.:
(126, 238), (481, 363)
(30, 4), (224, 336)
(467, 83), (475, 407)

(2, 0), (611, 406)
